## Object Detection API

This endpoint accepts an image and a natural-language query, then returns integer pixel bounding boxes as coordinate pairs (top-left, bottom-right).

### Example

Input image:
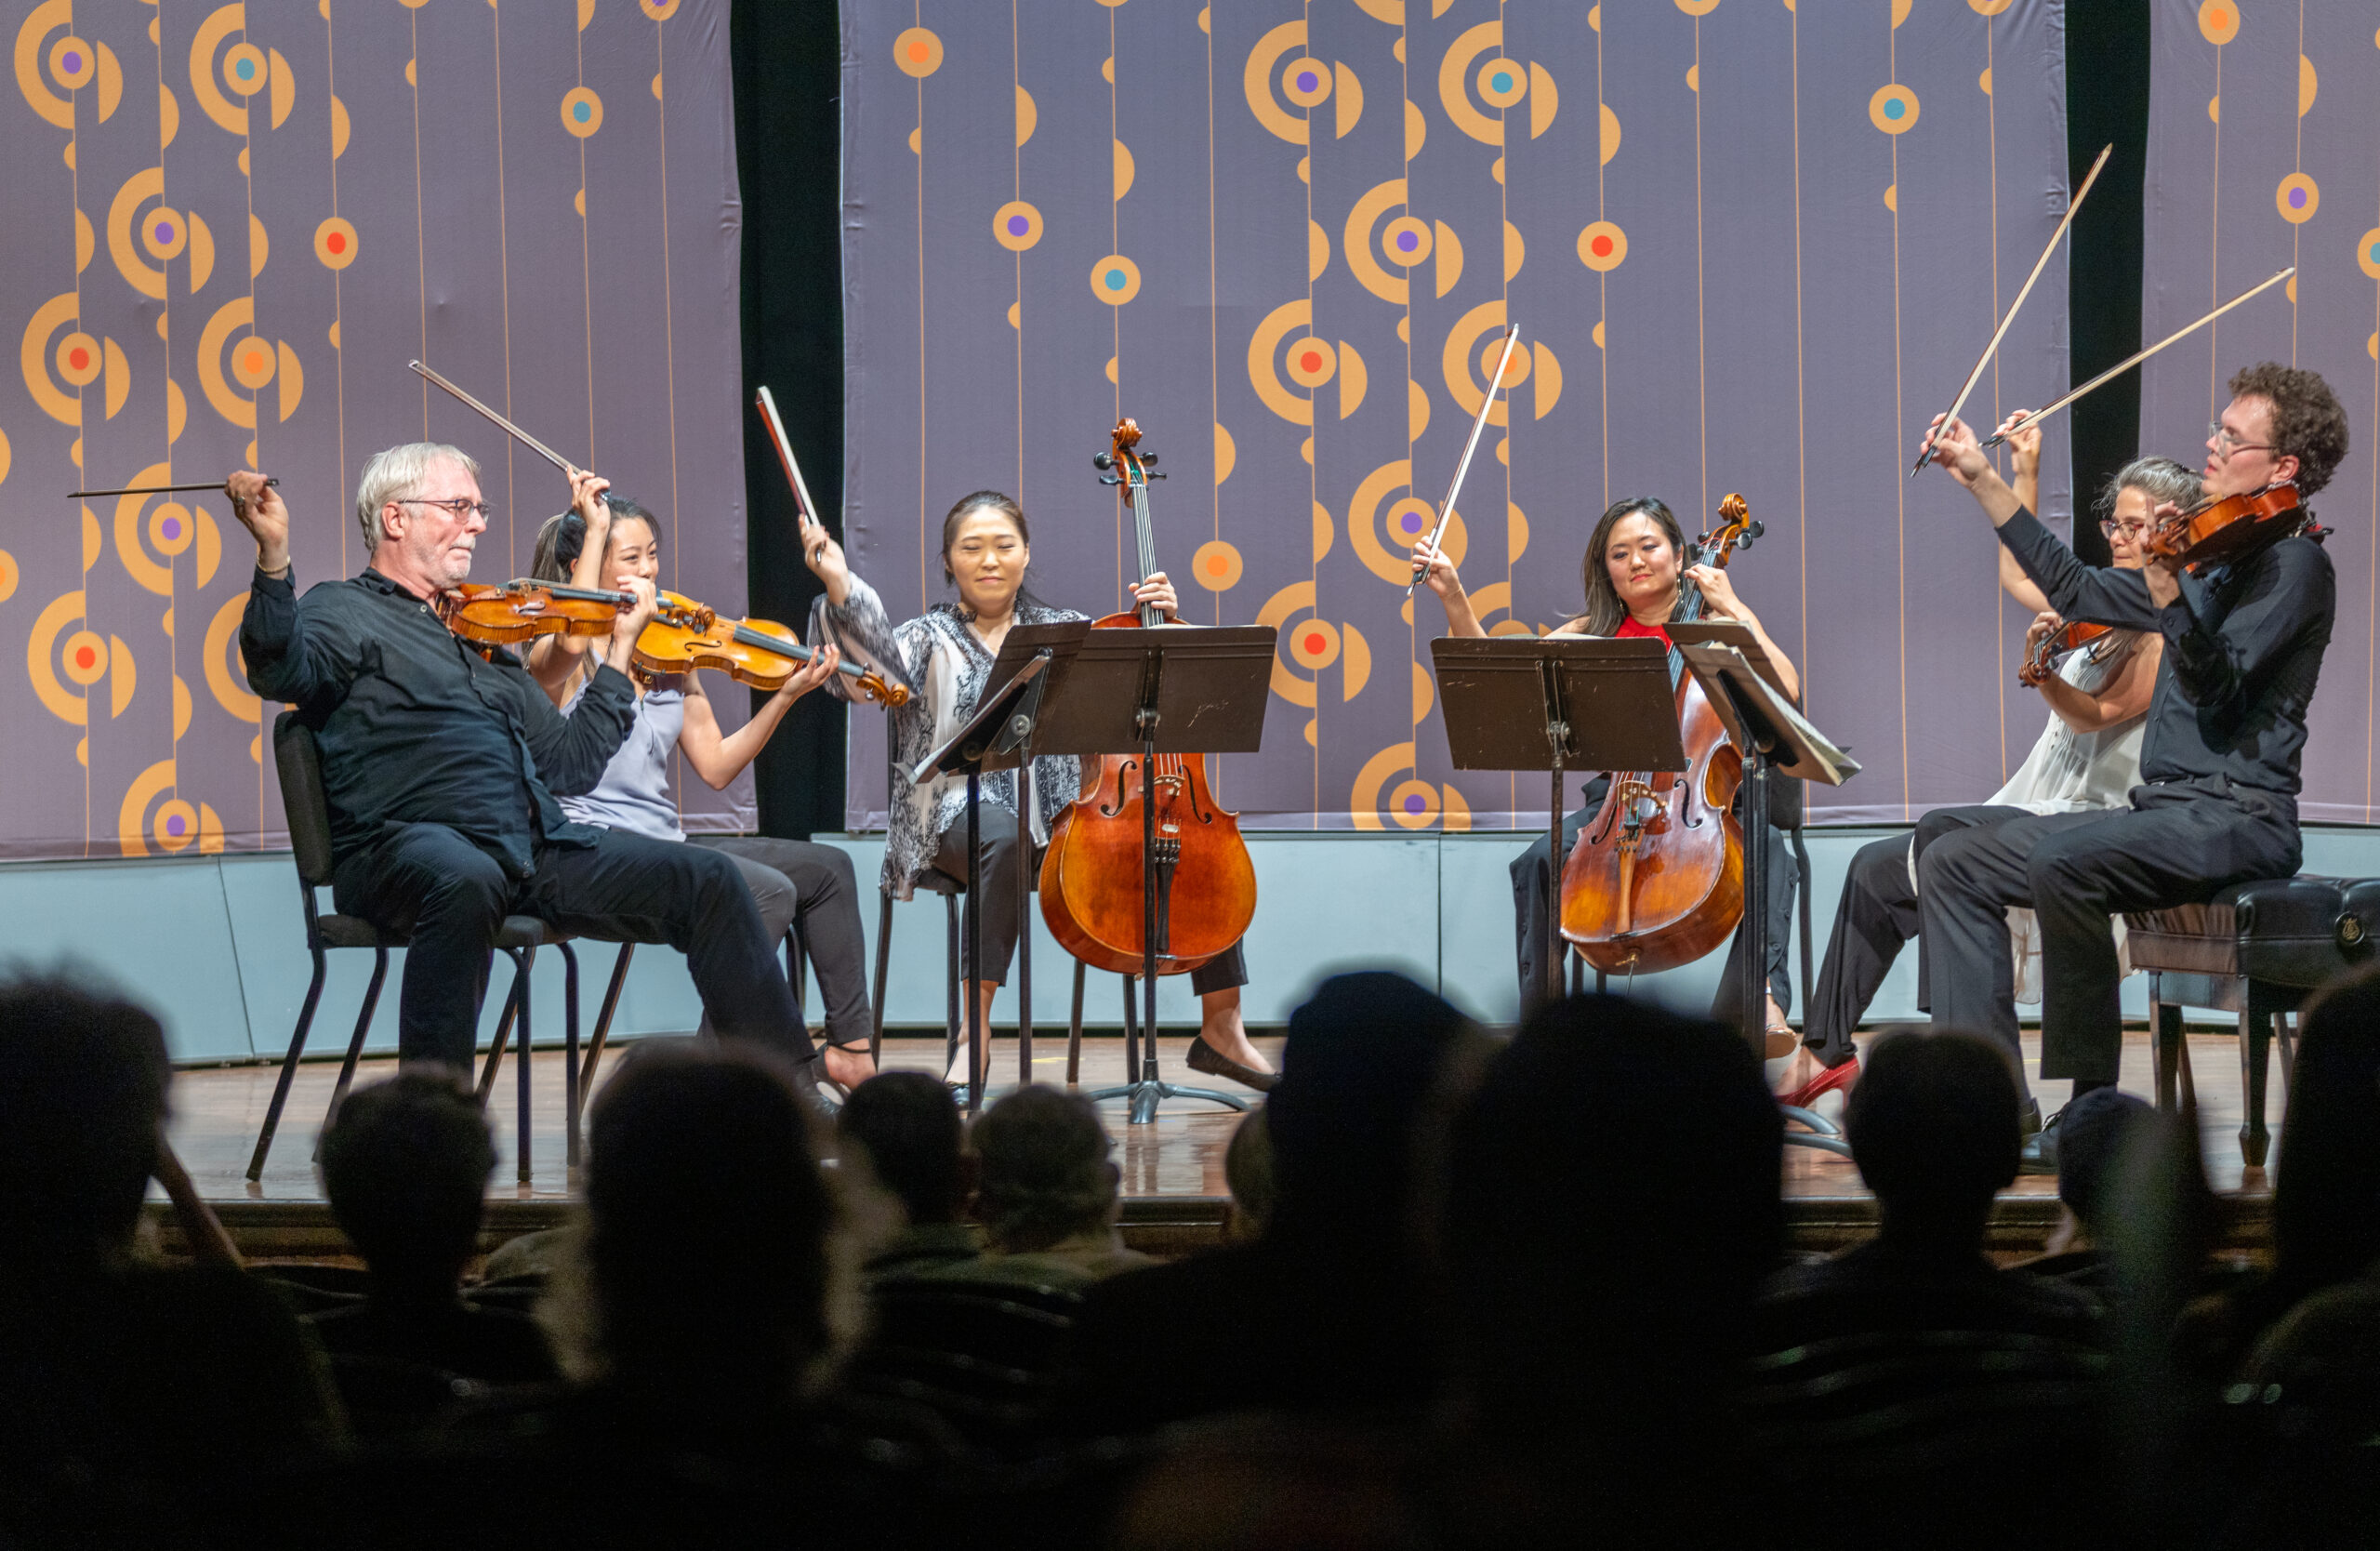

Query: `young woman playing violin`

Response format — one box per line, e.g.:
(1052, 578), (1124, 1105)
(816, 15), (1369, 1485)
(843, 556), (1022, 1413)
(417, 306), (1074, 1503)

(1786, 426), (2185, 1115)
(522, 471), (879, 1094)
(1412, 497), (1804, 1040)
(800, 490), (1276, 1094)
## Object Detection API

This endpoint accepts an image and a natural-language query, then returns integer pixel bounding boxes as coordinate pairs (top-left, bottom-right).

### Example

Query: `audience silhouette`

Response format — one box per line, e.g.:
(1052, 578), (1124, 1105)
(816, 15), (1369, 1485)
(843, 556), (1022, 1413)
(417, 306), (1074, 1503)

(838, 1070), (979, 1282)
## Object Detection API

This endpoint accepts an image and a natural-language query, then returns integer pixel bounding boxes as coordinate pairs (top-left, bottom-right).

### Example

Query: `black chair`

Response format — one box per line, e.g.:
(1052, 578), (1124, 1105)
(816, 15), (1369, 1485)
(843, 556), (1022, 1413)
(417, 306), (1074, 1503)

(847, 1280), (1085, 1444)
(2125, 875), (2380, 1166)
(250, 711), (583, 1184)
(576, 924), (811, 1115)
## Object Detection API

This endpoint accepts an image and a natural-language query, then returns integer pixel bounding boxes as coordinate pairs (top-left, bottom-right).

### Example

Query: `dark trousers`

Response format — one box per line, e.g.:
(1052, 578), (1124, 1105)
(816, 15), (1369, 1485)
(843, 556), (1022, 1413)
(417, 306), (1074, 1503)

(1916, 789), (2300, 1086)
(1512, 779), (1798, 1023)
(695, 836), (874, 1051)
(335, 822), (811, 1071)
(1801, 807), (1985, 1067)
(933, 806), (1249, 994)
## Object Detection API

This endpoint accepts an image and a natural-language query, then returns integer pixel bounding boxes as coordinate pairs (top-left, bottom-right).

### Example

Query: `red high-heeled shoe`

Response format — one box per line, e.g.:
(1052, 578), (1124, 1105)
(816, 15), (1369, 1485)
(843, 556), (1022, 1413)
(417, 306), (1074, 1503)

(1778, 1054), (1858, 1110)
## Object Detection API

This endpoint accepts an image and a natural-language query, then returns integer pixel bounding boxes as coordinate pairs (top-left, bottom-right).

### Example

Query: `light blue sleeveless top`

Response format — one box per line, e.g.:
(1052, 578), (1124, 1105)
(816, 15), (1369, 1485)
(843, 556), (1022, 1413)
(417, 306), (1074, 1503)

(559, 673), (688, 842)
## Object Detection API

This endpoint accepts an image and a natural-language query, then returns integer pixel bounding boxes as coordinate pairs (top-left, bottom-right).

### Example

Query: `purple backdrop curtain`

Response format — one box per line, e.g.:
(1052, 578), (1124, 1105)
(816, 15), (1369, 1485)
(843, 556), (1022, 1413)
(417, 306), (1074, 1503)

(2144, 0), (2377, 822)
(0, 0), (749, 862)
(840, 0), (2072, 831)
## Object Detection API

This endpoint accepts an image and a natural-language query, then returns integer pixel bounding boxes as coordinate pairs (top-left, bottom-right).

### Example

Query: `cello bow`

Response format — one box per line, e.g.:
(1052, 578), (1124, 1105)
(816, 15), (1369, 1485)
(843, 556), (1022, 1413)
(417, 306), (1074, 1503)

(1407, 324), (1521, 598)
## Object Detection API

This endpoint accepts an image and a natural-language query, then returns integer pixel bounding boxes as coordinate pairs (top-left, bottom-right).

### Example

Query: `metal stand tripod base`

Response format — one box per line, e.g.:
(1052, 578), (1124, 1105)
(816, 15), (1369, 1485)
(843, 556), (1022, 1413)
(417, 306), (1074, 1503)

(1780, 1103), (1852, 1158)
(1085, 1078), (1250, 1126)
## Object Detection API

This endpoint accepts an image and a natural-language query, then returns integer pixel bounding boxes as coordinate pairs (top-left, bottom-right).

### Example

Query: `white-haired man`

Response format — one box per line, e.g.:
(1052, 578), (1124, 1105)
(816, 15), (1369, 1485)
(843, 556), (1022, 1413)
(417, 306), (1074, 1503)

(228, 449), (828, 1099)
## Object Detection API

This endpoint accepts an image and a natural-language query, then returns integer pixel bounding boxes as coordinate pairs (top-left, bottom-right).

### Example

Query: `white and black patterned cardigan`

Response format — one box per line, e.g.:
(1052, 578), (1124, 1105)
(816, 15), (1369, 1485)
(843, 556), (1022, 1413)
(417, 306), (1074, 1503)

(811, 574), (1086, 899)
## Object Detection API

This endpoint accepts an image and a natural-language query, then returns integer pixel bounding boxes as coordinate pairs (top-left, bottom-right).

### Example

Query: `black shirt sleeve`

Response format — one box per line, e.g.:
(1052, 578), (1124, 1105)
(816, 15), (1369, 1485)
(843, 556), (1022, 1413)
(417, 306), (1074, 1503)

(1992, 508), (2161, 630)
(518, 661), (637, 797)
(239, 568), (364, 705)
(2161, 536), (2334, 718)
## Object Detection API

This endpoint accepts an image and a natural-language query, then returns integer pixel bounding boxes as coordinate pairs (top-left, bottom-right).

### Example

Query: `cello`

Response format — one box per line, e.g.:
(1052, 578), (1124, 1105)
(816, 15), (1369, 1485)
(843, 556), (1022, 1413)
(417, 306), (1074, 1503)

(1038, 418), (1259, 977)
(1558, 495), (1763, 977)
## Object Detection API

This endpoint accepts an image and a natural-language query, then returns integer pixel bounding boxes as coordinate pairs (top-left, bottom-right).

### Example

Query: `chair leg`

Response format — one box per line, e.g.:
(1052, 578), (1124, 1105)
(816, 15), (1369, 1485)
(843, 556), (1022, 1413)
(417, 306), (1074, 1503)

(1792, 826), (1814, 1017)
(312, 947), (390, 1164)
(1121, 974), (1141, 1080)
(786, 928), (808, 1021)
(1018, 890), (1034, 1090)
(477, 983), (518, 1105)
(581, 943), (635, 1117)
(2275, 1009), (2296, 1087)
(1068, 957), (1087, 1086)
(870, 893), (894, 1067)
(944, 894), (962, 1080)
(2150, 979), (2181, 1111)
(562, 944), (582, 1173)
(248, 944), (329, 1182)
(2239, 1002), (2273, 1169)
(513, 946), (536, 1186)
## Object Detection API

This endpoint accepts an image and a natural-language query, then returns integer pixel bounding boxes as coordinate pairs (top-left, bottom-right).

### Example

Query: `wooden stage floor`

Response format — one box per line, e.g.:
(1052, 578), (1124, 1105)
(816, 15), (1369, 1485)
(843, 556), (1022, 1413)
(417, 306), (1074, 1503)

(157, 1026), (2281, 1259)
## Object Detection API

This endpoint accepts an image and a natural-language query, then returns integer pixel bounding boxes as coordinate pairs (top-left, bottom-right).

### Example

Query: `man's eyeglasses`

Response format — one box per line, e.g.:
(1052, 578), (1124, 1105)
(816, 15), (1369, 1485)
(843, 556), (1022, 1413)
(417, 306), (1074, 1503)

(397, 496), (495, 523)
(2208, 422), (2275, 459)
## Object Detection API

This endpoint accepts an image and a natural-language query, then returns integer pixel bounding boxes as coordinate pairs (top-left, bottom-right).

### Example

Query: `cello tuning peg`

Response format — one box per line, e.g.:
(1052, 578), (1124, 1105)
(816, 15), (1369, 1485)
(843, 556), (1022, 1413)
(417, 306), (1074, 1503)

(1140, 452), (1157, 466)
(1748, 520), (1765, 538)
(1093, 452), (1117, 470)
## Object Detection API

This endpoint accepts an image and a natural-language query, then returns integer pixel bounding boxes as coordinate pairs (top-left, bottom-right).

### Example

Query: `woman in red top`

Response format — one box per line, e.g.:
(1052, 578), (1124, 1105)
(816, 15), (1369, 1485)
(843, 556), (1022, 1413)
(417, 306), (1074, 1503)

(1414, 497), (1804, 1039)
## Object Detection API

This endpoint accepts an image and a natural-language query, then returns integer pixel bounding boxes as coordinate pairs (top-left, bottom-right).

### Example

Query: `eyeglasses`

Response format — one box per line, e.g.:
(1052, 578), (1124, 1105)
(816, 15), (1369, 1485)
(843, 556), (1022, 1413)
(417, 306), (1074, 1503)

(397, 496), (495, 523)
(2098, 518), (2151, 538)
(2208, 422), (2275, 459)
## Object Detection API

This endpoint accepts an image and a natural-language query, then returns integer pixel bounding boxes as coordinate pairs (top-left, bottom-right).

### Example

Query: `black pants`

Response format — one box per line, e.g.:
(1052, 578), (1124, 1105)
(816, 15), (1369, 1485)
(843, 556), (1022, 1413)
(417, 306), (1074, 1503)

(1916, 789), (2300, 1086)
(1511, 778), (1798, 1024)
(1801, 807), (1986, 1067)
(335, 822), (810, 1071)
(933, 806), (1249, 993)
(694, 836), (873, 1051)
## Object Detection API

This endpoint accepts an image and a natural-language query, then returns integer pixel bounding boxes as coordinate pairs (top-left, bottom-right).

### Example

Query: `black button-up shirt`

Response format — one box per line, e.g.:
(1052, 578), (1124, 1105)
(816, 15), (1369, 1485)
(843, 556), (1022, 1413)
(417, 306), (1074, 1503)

(1995, 508), (2334, 806)
(241, 567), (637, 876)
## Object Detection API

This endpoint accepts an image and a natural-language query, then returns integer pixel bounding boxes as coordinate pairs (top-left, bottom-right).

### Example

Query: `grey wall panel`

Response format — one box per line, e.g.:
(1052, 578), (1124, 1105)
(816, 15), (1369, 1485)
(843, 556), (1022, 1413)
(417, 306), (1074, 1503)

(0, 855), (253, 1062)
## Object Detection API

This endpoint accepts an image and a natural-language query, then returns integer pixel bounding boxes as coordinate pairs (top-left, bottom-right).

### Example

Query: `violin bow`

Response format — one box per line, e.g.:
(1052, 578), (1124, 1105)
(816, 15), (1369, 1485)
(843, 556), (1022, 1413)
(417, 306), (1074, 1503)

(753, 386), (822, 525)
(1910, 142), (2112, 478)
(1981, 267), (2297, 449)
(69, 477), (278, 498)
(408, 360), (579, 475)
(1407, 324), (1521, 599)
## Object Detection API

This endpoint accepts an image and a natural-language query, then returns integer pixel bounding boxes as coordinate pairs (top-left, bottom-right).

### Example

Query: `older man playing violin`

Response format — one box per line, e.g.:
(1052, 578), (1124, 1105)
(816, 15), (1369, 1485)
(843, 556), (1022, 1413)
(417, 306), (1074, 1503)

(228, 445), (838, 1106)
(1914, 363), (2347, 1173)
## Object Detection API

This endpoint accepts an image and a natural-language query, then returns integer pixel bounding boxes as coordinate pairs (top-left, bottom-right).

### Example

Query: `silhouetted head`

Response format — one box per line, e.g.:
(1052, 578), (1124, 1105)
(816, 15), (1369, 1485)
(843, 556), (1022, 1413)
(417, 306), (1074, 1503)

(1846, 1030), (2019, 1244)
(565, 1041), (848, 1399)
(838, 1070), (964, 1227)
(2273, 967), (2380, 1301)
(1438, 994), (1783, 1432)
(1223, 1107), (1276, 1242)
(1265, 971), (1470, 1245)
(970, 1086), (1116, 1253)
(0, 973), (170, 1278)
(2056, 1086), (2152, 1241)
(321, 1071), (495, 1302)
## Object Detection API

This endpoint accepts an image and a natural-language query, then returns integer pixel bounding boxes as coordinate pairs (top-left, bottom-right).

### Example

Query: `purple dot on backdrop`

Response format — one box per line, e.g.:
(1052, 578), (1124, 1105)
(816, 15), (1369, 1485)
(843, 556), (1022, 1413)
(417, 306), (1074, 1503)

(1297, 71), (1317, 91)
(63, 51), (82, 72)
(1396, 231), (1418, 252)
(2290, 188), (2307, 209)
(1400, 511), (1421, 533)
(165, 815), (186, 836)
(1402, 794), (1426, 815)
(1008, 216), (1029, 235)
(156, 221), (173, 240)
(162, 518), (181, 539)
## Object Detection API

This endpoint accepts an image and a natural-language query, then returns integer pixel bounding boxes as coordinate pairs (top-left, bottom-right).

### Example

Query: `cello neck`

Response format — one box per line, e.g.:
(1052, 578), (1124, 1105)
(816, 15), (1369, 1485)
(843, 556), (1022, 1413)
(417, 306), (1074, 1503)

(1130, 478), (1162, 628)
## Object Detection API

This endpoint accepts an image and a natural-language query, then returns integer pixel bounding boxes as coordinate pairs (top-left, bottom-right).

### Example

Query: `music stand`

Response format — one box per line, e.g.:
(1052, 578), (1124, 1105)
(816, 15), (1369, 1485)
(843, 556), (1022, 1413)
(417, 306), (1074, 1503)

(1027, 624), (1276, 1124)
(1429, 637), (1687, 1012)
(912, 621), (1091, 1113)
(1679, 641), (1859, 1159)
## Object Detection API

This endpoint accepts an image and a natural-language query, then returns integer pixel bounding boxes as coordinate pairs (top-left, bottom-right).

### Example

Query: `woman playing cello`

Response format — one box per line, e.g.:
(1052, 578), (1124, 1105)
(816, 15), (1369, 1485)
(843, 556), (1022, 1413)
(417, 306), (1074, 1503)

(1412, 497), (1804, 1041)
(801, 490), (1276, 1093)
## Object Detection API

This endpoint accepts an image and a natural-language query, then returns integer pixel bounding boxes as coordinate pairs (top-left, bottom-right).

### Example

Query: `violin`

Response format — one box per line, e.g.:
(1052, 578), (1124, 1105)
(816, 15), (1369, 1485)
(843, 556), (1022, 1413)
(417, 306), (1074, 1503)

(2017, 619), (2116, 688)
(1038, 418), (1259, 978)
(442, 580), (634, 644)
(636, 592), (908, 705)
(2147, 481), (2307, 571)
(1558, 496), (1763, 977)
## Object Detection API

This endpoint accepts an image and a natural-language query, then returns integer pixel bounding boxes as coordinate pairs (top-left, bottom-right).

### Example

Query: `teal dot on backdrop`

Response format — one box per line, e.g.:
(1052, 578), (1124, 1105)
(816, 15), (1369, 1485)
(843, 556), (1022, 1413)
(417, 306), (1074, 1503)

(2369, 243), (2380, 262)
(236, 58), (255, 79)
(1884, 99), (1904, 119)
(1104, 269), (1127, 291)
(1492, 72), (1514, 92)
(574, 102), (591, 122)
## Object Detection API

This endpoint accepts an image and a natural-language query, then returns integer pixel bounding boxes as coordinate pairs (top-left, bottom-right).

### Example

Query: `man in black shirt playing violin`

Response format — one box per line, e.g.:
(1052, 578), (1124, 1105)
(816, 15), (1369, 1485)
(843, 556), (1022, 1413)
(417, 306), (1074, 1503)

(1915, 363), (2347, 1172)
(227, 447), (834, 1102)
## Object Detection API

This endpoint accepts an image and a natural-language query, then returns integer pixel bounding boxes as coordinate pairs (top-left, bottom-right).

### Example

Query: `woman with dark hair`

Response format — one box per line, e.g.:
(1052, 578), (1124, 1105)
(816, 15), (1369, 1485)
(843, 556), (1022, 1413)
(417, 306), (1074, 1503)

(523, 475), (877, 1094)
(802, 491), (1276, 1093)
(1413, 497), (1804, 1037)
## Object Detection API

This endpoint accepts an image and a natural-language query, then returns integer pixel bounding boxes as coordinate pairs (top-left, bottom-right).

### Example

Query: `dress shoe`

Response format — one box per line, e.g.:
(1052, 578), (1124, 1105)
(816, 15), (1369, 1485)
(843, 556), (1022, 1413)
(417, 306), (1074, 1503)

(2018, 1104), (2062, 1174)
(1778, 1054), (1858, 1110)
(1186, 1037), (1279, 1093)
(788, 1057), (840, 1122)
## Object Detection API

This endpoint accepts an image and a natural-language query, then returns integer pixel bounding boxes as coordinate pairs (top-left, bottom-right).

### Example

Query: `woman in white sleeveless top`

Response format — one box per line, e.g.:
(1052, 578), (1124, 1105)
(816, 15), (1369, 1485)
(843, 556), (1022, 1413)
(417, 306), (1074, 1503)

(522, 478), (881, 1094)
(1780, 441), (2202, 1115)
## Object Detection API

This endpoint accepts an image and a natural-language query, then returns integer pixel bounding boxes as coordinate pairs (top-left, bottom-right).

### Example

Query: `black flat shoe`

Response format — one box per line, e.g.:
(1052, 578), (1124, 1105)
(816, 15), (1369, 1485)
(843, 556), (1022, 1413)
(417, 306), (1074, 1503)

(1185, 1037), (1279, 1094)
(2018, 1104), (2061, 1175)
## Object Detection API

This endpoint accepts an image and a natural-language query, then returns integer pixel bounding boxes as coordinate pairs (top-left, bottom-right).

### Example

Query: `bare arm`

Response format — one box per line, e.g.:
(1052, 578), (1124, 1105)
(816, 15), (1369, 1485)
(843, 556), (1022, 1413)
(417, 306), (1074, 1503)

(1995, 411), (2051, 613)
(525, 471), (615, 698)
(675, 647), (840, 789)
(1686, 566), (1802, 703)
(1408, 536), (1486, 636)
(2036, 632), (2162, 735)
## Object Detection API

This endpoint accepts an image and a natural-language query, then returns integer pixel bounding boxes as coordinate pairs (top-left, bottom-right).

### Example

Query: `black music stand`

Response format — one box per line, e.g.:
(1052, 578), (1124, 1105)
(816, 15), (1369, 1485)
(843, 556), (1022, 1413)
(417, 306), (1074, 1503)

(912, 621), (1091, 1114)
(1027, 624), (1276, 1125)
(1429, 637), (1686, 1012)
(1680, 640), (1860, 1159)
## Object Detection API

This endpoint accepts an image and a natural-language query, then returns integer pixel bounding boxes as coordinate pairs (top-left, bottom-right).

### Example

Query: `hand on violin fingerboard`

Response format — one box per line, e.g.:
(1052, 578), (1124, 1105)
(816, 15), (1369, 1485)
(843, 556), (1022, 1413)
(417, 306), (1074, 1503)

(605, 577), (660, 672)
